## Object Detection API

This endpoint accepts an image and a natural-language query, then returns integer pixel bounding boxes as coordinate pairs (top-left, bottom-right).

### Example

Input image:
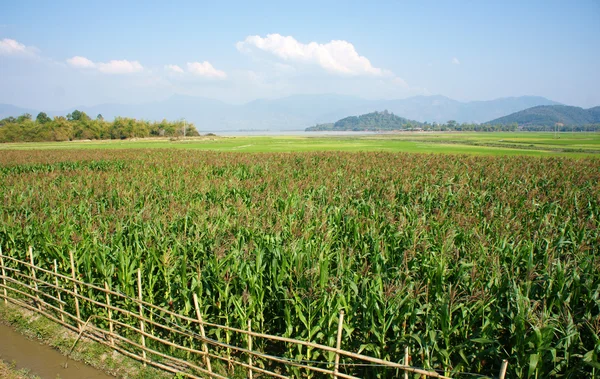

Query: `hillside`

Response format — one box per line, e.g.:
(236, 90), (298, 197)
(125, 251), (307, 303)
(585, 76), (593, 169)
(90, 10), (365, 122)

(487, 105), (600, 126)
(306, 110), (423, 131)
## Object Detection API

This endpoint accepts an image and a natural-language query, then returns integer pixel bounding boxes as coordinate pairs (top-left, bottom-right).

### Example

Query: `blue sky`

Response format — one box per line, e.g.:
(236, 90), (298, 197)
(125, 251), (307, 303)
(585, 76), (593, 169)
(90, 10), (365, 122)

(1, 0), (599, 109)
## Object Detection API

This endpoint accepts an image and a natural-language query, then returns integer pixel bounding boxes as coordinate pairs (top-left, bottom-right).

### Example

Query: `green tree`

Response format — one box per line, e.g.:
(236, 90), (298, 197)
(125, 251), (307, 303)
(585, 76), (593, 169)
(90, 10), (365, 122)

(67, 110), (91, 122)
(0, 116), (16, 126)
(36, 112), (52, 124)
(17, 113), (32, 123)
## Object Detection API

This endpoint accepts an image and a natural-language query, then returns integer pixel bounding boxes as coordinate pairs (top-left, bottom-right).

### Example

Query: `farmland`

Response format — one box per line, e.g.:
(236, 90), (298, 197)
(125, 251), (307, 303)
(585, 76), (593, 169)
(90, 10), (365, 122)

(0, 142), (599, 377)
(0, 132), (599, 156)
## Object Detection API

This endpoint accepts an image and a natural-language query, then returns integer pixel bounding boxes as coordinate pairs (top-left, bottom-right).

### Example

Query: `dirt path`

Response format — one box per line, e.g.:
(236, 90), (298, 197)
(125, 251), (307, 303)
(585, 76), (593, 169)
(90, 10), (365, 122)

(0, 322), (114, 379)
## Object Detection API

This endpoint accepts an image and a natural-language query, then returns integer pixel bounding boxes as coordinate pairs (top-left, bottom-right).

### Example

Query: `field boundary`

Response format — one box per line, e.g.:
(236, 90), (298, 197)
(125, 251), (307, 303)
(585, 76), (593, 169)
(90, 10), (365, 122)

(0, 247), (508, 379)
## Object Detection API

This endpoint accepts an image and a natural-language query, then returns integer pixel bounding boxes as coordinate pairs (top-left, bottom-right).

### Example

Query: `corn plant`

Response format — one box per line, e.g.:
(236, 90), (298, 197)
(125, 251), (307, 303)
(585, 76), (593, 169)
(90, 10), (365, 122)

(0, 149), (598, 378)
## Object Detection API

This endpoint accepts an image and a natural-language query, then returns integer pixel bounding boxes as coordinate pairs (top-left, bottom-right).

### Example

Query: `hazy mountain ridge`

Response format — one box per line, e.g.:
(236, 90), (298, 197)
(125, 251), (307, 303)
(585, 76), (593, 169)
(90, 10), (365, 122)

(1, 94), (561, 131)
(487, 105), (600, 126)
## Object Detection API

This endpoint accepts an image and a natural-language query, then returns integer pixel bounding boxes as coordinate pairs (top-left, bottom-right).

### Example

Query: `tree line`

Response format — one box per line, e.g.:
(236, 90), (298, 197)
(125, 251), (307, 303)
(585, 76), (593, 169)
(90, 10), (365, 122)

(421, 120), (519, 132)
(422, 121), (600, 132)
(309, 117), (600, 133)
(0, 110), (199, 143)
(307, 118), (520, 132)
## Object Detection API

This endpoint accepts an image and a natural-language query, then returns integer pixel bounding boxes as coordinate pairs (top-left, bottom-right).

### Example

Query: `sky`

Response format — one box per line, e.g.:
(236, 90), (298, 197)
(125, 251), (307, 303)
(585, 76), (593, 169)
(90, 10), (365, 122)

(0, 0), (599, 110)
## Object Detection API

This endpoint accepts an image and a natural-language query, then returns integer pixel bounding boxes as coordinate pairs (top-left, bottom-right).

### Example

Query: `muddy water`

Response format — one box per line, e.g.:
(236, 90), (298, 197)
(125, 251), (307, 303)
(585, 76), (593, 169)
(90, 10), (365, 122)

(0, 323), (114, 379)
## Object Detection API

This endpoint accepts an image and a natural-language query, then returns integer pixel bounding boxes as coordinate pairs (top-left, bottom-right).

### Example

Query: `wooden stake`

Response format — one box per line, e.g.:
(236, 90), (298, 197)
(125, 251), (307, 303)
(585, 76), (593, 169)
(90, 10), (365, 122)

(105, 281), (114, 346)
(137, 268), (147, 366)
(248, 319), (254, 379)
(69, 250), (82, 331)
(499, 360), (508, 379)
(54, 259), (65, 322)
(404, 347), (409, 379)
(28, 247), (42, 311)
(0, 248), (7, 304)
(193, 292), (212, 373)
(333, 310), (344, 379)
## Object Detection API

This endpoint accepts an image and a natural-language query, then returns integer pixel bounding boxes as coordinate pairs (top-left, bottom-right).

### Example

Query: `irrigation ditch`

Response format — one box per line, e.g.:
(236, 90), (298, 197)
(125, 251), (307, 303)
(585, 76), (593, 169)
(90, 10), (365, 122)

(0, 321), (114, 379)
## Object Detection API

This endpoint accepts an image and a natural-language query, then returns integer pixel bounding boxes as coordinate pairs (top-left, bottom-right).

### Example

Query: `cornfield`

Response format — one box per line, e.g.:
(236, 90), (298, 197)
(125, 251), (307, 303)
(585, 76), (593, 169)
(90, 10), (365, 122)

(1, 149), (599, 378)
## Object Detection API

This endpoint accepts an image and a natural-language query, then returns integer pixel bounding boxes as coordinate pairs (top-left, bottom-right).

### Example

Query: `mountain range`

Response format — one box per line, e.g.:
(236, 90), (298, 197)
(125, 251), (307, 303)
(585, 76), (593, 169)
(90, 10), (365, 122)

(487, 105), (600, 126)
(0, 94), (561, 131)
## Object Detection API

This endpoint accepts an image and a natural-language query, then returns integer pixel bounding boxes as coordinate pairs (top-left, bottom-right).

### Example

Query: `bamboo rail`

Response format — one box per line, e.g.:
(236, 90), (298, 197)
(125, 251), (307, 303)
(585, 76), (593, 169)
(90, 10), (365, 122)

(0, 248), (506, 379)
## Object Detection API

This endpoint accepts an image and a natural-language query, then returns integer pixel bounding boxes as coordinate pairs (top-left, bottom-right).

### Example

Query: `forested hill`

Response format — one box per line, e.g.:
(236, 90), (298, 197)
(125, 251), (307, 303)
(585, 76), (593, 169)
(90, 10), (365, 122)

(487, 105), (600, 127)
(306, 110), (424, 131)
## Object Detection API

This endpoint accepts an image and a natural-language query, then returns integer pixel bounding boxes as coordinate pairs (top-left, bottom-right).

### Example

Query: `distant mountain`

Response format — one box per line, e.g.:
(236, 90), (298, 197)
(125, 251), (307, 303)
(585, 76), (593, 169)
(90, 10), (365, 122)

(299, 95), (561, 126)
(72, 95), (233, 127)
(371, 95), (560, 124)
(487, 105), (600, 126)
(306, 111), (423, 131)
(0, 104), (38, 119)
(1, 94), (562, 131)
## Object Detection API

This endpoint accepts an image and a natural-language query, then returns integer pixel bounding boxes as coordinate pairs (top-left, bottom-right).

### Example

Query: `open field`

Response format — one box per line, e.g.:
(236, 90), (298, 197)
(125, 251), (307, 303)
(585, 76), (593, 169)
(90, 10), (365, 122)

(1, 147), (599, 378)
(0, 132), (599, 156)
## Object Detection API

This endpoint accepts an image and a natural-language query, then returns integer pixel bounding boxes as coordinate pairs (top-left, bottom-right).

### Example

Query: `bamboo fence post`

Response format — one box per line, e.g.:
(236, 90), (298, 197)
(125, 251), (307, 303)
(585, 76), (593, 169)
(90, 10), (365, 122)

(0, 248), (7, 304)
(105, 281), (114, 346)
(53, 259), (65, 322)
(193, 292), (212, 373)
(28, 247), (42, 311)
(248, 319), (254, 379)
(499, 360), (508, 379)
(404, 347), (409, 379)
(333, 310), (345, 379)
(137, 268), (147, 366)
(69, 250), (82, 331)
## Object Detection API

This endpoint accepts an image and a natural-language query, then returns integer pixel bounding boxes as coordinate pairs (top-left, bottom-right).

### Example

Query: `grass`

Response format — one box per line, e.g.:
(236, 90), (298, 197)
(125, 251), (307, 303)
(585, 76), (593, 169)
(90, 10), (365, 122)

(0, 132), (599, 156)
(0, 359), (40, 379)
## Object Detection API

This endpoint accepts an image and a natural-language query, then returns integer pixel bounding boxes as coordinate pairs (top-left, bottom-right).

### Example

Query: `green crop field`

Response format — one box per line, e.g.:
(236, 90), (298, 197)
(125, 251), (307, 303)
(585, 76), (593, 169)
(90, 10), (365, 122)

(0, 132), (599, 156)
(0, 139), (599, 377)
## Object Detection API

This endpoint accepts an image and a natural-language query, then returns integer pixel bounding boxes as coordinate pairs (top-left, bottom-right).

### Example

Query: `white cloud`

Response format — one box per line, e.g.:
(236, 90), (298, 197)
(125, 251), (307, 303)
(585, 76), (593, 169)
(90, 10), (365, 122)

(236, 34), (387, 77)
(97, 60), (143, 74)
(66, 56), (96, 69)
(0, 38), (37, 56)
(0, 38), (25, 55)
(66, 56), (143, 74)
(452, 57), (460, 65)
(165, 64), (184, 74)
(186, 61), (227, 79)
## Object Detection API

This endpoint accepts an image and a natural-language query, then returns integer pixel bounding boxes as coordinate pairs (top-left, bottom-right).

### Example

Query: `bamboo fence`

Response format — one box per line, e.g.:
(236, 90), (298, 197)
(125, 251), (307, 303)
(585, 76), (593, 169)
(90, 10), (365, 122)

(0, 248), (509, 379)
